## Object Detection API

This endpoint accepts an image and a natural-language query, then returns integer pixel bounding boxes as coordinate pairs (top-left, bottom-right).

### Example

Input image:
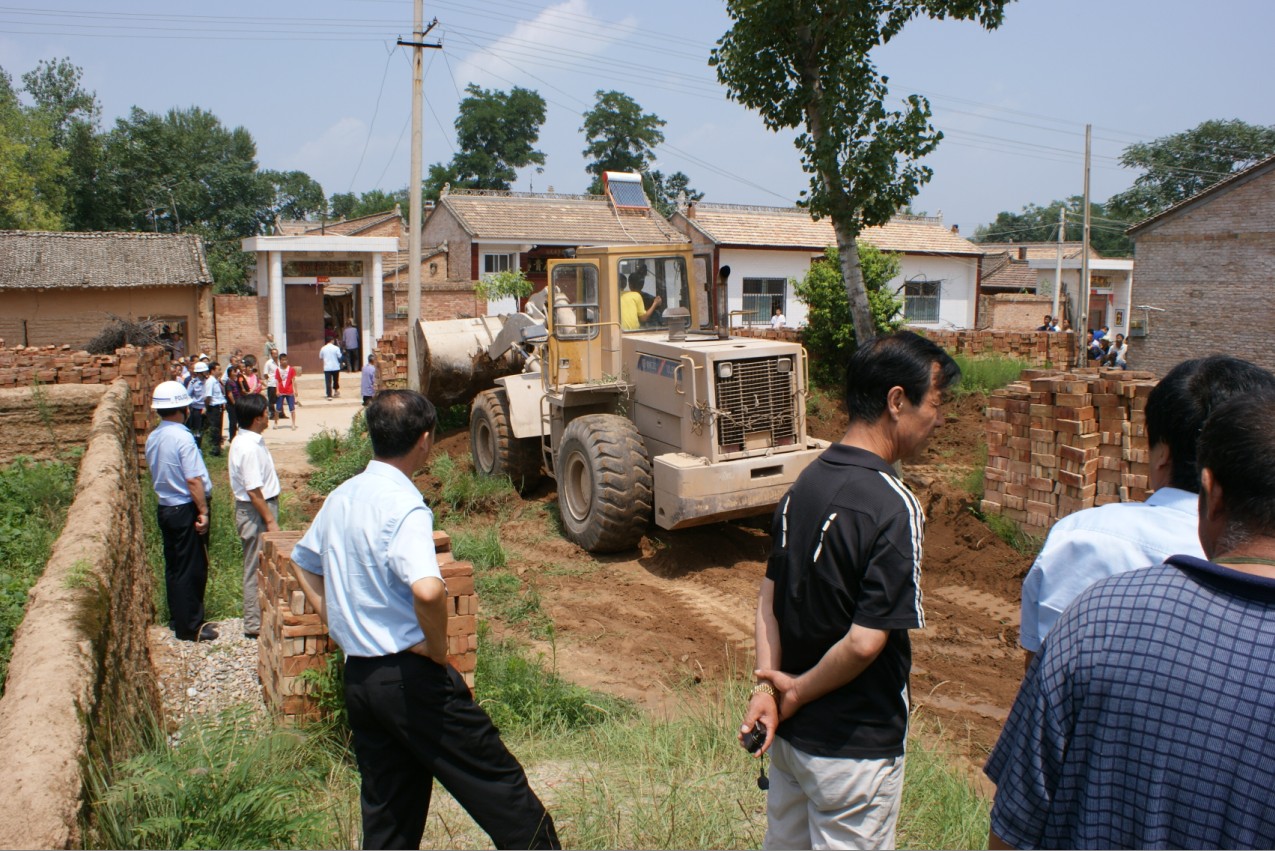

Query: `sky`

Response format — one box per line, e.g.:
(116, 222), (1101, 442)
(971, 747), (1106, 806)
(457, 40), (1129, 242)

(2, 0), (1272, 238)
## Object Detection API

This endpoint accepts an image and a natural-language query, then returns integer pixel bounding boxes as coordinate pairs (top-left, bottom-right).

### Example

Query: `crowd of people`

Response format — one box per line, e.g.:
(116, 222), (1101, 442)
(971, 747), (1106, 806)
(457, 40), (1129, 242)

(139, 324), (1275, 850)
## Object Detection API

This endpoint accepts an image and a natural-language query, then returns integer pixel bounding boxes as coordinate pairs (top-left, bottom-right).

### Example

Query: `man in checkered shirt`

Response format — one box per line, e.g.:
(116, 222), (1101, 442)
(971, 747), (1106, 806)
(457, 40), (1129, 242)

(985, 386), (1275, 850)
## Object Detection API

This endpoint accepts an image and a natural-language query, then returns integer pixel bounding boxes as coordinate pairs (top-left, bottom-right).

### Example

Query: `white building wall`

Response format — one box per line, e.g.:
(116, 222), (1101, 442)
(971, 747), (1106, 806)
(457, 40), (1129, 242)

(891, 254), (979, 330)
(719, 247), (823, 328)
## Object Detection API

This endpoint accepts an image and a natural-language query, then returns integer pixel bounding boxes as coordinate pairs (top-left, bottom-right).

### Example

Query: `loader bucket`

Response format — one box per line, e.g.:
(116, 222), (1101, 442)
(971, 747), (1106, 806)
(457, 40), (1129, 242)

(414, 316), (521, 408)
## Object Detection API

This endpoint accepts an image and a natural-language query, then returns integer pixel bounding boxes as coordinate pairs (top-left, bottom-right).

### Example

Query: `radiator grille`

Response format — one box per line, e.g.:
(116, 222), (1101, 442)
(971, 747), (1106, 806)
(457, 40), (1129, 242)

(714, 357), (797, 450)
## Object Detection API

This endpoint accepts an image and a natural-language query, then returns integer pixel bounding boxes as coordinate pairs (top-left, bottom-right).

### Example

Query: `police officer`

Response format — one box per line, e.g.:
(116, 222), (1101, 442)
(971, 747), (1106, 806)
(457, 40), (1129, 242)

(145, 380), (218, 641)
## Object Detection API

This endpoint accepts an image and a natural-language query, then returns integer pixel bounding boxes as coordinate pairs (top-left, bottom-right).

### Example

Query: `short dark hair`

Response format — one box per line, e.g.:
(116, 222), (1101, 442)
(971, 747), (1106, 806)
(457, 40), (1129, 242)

(235, 393), (268, 426)
(366, 390), (437, 458)
(278, 352), (288, 359)
(1147, 356), (1275, 492)
(844, 331), (961, 424)
(1197, 391), (1275, 540)
(367, 353), (376, 363)
(242, 353), (257, 368)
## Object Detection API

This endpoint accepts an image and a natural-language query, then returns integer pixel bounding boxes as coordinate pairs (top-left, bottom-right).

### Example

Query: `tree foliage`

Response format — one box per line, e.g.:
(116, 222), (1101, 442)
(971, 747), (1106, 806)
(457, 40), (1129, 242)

(21, 57), (98, 147)
(974, 196), (1133, 257)
(0, 69), (67, 229)
(795, 244), (903, 388)
(712, 0), (1009, 347)
(434, 84), (547, 191)
(262, 169), (327, 222)
(580, 90), (665, 194)
(1107, 119), (1275, 221)
(645, 170), (703, 218)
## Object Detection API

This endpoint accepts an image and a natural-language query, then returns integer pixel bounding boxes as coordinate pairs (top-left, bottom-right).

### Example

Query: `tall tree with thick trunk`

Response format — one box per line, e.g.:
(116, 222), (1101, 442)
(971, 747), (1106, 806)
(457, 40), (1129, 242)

(712, 0), (1010, 346)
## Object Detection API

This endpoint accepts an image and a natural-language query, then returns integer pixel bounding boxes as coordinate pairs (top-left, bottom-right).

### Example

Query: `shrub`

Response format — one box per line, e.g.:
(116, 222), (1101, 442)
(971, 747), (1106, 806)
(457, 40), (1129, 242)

(430, 453), (516, 515)
(794, 244), (904, 389)
(952, 353), (1030, 396)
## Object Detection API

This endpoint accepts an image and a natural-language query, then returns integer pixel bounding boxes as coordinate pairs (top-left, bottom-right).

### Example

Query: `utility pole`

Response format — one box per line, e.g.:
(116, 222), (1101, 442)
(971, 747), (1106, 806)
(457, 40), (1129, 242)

(1077, 123), (1092, 367)
(1052, 206), (1064, 323)
(398, 5), (441, 391)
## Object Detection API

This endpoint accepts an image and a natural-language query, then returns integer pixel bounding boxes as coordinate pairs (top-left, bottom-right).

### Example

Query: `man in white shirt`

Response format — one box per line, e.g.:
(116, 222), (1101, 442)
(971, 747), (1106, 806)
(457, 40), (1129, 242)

(263, 350), (280, 421)
(320, 338), (344, 398)
(770, 305), (787, 330)
(229, 393), (281, 639)
(1019, 355), (1275, 668)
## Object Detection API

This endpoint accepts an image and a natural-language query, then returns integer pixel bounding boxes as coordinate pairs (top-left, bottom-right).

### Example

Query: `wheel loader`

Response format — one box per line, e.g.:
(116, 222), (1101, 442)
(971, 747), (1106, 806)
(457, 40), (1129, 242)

(413, 242), (829, 553)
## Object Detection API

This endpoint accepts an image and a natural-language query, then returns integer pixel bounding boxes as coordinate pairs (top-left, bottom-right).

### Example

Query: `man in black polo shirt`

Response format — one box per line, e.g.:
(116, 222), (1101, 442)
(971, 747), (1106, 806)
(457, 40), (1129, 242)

(740, 330), (960, 849)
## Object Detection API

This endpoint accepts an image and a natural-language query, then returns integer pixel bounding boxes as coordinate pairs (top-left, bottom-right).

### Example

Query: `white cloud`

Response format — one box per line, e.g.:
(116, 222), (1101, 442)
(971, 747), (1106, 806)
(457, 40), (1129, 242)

(449, 0), (638, 97)
(282, 117), (393, 194)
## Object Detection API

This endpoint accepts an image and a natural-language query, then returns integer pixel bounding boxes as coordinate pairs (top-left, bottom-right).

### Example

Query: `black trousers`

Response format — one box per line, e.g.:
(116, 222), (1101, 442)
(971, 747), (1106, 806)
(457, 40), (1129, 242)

(185, 408), (205, 448)
(156, 501), (209, 638)
(324, 370), (341, 397)
(226, 401), (239, 442)
(267, 387), (278, 419)
(344, 653), (559, 851)
(206, 404), (224, 453)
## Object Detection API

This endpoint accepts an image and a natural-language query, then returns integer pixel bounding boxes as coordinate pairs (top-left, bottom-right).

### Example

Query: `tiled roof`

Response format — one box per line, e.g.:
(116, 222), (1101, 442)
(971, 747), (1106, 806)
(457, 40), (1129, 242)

(980, 257), (1039, 291)
(0, 230), (211, 290)
(306, 209), (402, 236)
(978, 241), (1097, 260)
(680, 203), (983, 255)
(1127, 152), (1275, 236)
(384, 245), (447, 274)
(438, 191), (687, 245)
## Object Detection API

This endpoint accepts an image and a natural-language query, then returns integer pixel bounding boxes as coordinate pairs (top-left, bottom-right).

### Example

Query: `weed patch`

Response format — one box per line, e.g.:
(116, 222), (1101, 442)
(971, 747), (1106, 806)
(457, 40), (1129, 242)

(430, 453), (517, 515)
(952, 354), (1031, 397)
(307, 420), (372, 495)
(975, 508), (1044, 557)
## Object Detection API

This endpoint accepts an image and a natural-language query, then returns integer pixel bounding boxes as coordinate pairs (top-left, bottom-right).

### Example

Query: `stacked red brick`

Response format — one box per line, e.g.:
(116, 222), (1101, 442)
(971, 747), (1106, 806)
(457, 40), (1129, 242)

(982, 367), (1157, 536)
(915, 329), (1073, 367)
(374, 334), (409, 391)
(257, 528), (479, 724)
(0, 343), (169, 465)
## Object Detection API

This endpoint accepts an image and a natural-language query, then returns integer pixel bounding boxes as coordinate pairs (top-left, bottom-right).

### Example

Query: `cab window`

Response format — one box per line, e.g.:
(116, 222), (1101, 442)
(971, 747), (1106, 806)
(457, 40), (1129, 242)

(550, 265), (599, 340)
(618, 256), (690, 332)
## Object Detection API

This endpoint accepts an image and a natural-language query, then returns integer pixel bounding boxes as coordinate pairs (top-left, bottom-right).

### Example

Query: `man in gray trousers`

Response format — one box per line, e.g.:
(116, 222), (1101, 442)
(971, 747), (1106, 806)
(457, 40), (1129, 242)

(228, 393), (281, 638)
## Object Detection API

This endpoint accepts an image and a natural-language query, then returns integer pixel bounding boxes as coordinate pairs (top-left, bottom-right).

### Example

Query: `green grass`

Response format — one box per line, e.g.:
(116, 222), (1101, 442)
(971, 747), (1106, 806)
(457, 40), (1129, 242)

(898, 723), (992, 850)
(429, 453), (518, 516)
(0, 454), (78, 694)
(977, 509), (1044, 557)
(307, 419), (373, 496)
(436, 403), (471, 433)
(961, 442), (990, 499)
(952, 354), (1031, 396)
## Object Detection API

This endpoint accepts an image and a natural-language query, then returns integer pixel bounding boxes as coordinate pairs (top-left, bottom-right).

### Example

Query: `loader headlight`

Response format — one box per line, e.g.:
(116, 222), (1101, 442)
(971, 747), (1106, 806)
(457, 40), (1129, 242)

(717, 362), (733, 380)
(776, 357), (793, 374)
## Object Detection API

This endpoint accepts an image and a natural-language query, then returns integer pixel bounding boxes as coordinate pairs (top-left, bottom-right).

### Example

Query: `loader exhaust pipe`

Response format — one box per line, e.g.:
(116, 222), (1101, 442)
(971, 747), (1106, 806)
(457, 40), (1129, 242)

(717, 265), (731, 340)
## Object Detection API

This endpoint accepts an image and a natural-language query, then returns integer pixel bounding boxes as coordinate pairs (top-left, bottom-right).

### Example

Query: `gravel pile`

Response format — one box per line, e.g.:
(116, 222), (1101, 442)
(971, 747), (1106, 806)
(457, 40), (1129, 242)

(148, 619), (268, 743)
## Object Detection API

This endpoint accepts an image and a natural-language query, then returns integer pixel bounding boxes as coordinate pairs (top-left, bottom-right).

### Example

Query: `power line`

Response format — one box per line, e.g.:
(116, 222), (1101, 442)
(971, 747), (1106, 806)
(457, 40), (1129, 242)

(347, 43), (400, 192)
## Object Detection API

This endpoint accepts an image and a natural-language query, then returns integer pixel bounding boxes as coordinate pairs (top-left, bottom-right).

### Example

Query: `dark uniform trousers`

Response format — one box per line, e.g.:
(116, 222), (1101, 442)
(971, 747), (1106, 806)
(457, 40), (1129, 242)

(156, 501), (209, 638)
(344, 652), (560, 851)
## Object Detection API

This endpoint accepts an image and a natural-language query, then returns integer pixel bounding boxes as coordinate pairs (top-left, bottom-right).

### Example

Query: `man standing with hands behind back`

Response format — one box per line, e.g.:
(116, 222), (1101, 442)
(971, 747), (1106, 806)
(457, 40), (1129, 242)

(228, 393), (280, 640)
(289, 390), (559, 850)
(741, 331), (960, 850)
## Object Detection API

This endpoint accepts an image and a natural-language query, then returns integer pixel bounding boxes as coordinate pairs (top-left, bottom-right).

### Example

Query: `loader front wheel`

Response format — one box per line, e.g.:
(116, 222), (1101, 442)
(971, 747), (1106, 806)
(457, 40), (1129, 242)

(470, 388), (543, 493)
(556, 414), (653, 553)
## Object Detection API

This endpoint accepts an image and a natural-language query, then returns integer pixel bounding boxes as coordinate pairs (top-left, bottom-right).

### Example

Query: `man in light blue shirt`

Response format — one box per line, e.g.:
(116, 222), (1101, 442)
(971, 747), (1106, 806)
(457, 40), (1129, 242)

(290, 390), (558, 850)
(186, 361), (208, 449)
(360, 353), (377, 406)
(1020, 356), (1275, 667)
(145, 380), (217, 642)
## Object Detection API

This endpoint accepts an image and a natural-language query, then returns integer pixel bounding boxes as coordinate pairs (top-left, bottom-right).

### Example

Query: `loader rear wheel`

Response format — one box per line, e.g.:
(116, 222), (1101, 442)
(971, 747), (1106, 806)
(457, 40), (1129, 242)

(470, 388), (543, 493)
(556, 414), (653, 553)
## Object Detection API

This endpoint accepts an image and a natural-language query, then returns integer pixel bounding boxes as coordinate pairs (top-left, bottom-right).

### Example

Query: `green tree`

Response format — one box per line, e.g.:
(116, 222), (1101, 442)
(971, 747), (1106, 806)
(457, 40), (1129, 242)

(21, 57), (98, 147)
(712, 0), (1010, 348)
(795, 243), (903, 388)
(329, 187), (408, 220)
(975, 196), (1133, 257)
(1108, 119), (1275, 221)
(645, 170), (703, 218)
(262, 170), (326, 222)
(422, 162), (458, 203)
(0, 69), (67, 229)
(446, 84), (547, 190)
(580, 90), (666, 194)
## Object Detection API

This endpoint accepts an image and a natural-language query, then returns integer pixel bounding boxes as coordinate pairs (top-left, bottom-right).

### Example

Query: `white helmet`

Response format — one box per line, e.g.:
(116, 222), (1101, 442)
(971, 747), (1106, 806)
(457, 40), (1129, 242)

(192, 361), (209, 373)
(151, 380), (193, 410)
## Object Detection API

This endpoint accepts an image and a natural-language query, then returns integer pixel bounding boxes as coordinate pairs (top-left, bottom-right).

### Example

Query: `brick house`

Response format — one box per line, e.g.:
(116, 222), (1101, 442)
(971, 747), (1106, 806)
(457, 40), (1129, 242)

(1126, 153), (1275, 376)
(422, 186), (689, 314)
(668, 203), (985, 329)
(0, 230), (213, 352)
(978, 242), (1134, 336)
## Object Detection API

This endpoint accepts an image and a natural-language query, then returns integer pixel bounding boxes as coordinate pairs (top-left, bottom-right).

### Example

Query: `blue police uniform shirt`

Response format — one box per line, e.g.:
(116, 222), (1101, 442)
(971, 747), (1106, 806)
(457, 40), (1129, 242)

(988, 555), (1275, 849)
(1019, 487), (1204, 653)
(144, 419), (213, 506)
(291, 460), (443, 658)
(207, 374), (226, 405)
(187, 375), (206, 411)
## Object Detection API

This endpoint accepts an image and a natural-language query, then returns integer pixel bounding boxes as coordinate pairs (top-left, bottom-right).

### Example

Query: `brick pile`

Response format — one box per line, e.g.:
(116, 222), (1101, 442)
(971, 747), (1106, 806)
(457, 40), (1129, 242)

(374, 333), (410, 391)
(981, 367), (1158, 537)
(256, 528), (479, 724)
(914, 329), (1074, 367)
(0, 343), (170, 465)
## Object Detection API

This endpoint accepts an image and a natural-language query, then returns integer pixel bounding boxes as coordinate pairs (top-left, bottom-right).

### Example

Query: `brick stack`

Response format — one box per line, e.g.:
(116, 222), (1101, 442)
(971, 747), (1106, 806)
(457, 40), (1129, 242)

(0, 343), (169, 466)
(914, 329), (1074, 367)
(374, 333), (409, 391)
(257, 527), (479, 725)
(982, 368), (1158, 535)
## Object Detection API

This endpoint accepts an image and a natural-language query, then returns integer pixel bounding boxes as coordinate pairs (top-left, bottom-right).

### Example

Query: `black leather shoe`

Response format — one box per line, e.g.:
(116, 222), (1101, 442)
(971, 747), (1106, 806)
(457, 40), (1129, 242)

(195, 623), (219, 642)
(243, 632), (259, 640)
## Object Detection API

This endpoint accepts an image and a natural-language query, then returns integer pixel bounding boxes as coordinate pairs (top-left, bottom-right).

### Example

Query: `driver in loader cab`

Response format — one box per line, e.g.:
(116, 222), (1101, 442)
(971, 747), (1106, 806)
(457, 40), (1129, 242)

(620, 272), (661, 330)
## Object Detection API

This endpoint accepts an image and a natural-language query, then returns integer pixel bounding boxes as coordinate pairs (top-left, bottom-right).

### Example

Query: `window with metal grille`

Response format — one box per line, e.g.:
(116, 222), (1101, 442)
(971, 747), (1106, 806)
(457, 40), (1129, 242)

(482, 253), (515, 275)
(742, 278), (786, 325)
(904, 278), (941, 323)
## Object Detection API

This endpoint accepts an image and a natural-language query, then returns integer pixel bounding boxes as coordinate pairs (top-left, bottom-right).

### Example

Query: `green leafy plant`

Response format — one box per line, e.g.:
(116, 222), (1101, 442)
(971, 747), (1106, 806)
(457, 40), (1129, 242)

(975, 508), (1044, 557)
(474, 268), (533, 303)
(794, 244), (903, 389)
(951, 354), (1030, 397)
(429, 453), (517, 515)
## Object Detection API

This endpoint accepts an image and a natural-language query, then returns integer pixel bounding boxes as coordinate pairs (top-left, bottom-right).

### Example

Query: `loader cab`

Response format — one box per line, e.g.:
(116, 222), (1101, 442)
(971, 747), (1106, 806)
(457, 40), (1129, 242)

(546, 245), (696, 388)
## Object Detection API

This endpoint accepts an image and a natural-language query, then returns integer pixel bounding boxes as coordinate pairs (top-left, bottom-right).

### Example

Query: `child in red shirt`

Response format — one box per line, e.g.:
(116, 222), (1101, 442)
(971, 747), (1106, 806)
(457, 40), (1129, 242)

(275, 353), (300, 430)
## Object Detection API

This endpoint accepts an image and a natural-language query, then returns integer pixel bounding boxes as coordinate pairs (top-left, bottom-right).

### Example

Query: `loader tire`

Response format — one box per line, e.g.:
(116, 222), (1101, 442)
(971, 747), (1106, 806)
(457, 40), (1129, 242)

(556, 414), (653, 553)
(470, 388), (543, 493)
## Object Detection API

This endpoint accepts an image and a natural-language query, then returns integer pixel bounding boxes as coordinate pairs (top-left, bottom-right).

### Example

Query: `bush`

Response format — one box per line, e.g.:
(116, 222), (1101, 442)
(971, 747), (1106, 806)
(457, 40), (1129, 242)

(952, 353), (1031, 396)
(794, 244), (904, 388)
(430, 453), (517, 515)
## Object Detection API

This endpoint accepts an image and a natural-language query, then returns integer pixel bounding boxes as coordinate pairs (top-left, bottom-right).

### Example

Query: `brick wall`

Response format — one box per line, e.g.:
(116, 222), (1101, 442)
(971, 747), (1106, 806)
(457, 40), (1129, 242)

(375, 333), (409, 390)
(978, 293), (1055, 331)
(1129, 166), (1275, 377)
(0, 381), (157, 849)
(422, 208), (474, 281)
(256, 529), (479, 723)
(914, 328), (1074, 366)
(213, 294), (269, 362)
(980, 367), (1158, 537)
(0, 344), (170, 466)
(0, 286), (207, 350)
